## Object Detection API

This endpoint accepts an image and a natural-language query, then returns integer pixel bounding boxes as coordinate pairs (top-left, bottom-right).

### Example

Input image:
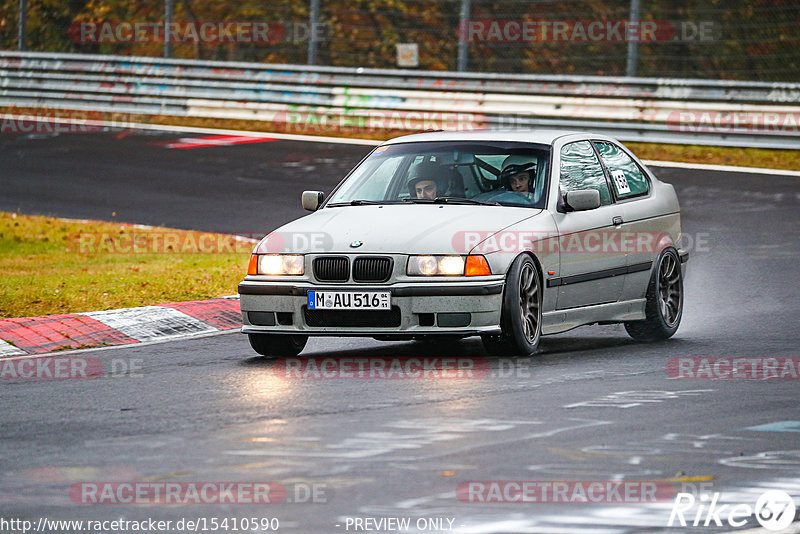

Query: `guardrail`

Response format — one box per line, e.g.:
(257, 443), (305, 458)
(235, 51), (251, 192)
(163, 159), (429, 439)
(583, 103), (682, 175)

(1, 51), (799, 148)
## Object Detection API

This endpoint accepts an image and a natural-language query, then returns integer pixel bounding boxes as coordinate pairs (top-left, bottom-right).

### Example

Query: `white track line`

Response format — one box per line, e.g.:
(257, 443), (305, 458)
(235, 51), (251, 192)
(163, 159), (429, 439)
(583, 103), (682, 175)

(1, 114), (379, 146)
(5, 114), (797, 175)
(643, 159), (800, 177)
(91, 119), (800, 177)
(123, 121), (380, 146)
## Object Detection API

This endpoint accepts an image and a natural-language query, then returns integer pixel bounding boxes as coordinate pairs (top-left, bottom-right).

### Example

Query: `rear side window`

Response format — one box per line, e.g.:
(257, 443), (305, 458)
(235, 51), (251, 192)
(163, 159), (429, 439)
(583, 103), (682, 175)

(559, 141), (612, 206)
(595, 142), (650, 199)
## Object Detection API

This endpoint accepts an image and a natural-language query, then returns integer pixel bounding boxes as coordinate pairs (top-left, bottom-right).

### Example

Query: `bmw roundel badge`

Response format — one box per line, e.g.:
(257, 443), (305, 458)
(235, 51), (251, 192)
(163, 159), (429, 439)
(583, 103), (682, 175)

(350, 240), (363, 248)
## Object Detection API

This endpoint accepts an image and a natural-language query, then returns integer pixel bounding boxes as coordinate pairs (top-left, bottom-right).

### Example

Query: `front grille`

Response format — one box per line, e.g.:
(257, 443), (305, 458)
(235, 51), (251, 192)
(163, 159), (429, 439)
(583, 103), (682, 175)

(353, 256), (393, 282)
(313, 256), (349, 282)
(303, 306), (402, 327)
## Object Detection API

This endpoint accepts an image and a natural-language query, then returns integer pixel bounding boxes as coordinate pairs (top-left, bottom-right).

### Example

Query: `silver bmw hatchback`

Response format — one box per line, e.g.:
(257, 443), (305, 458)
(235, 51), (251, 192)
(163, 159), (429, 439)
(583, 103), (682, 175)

(239, 130), (687, 357)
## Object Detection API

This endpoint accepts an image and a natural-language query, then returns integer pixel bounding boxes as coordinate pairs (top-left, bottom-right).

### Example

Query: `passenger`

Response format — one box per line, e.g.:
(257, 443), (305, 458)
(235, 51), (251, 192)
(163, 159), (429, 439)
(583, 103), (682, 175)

(500, 155), (538, 199)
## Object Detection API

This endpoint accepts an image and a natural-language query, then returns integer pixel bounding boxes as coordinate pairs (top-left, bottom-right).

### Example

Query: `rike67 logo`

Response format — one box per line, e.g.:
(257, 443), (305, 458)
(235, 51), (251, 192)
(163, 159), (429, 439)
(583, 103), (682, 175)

(669, 490), (796, 530)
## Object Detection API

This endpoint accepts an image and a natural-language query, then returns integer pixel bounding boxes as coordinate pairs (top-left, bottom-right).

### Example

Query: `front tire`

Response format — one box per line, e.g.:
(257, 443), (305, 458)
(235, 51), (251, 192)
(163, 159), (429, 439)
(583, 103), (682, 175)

(625, 248), (683, 342)
(482, 255), (542, 356)
(248, 333), (308, 357)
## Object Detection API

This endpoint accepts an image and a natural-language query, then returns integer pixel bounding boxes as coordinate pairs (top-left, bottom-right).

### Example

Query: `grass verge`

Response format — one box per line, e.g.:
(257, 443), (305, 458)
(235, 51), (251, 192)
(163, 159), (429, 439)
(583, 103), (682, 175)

(625, 142), (799, 171)
(0, 212), (252, 319)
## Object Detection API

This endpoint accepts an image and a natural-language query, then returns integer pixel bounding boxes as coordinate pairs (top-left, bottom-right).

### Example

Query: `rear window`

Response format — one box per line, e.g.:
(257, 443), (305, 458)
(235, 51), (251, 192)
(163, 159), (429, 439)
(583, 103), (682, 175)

(595, 141), (650, 199)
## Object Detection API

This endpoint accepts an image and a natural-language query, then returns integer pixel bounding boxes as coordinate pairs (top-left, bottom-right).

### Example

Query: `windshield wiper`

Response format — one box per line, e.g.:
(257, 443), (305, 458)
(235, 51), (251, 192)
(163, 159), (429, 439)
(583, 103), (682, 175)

(327, 200), (401, 206)
(340, 198), (500, 206)
(433, 196), (500, 206)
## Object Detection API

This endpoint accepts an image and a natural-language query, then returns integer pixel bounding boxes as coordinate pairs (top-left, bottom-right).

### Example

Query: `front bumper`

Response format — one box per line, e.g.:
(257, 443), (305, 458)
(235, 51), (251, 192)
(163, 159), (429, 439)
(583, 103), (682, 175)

(238, 280), (504, 337)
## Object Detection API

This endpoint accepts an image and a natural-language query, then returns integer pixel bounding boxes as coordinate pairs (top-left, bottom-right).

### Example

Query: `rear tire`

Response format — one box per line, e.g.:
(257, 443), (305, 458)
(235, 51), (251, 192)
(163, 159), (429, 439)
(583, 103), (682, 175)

(482, 255), (542, 356)
(248, 334), (308, 357)
(625, 248), (683, 342)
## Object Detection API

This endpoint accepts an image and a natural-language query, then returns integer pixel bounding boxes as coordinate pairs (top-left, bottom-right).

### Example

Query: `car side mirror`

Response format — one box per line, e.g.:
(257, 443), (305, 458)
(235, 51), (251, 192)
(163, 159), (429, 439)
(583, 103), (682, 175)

(302, 190), (325, 211)
(565, 189), (601, 211)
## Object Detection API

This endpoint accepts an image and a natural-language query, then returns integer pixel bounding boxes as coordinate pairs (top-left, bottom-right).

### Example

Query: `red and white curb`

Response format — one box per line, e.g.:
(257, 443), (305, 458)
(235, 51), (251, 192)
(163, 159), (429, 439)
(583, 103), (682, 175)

(0, 297), (241, 356)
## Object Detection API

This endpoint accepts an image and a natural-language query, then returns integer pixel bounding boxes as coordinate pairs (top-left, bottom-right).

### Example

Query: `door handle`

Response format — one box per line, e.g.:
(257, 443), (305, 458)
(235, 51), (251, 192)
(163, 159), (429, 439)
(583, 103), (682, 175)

(612, 216), (623, 226)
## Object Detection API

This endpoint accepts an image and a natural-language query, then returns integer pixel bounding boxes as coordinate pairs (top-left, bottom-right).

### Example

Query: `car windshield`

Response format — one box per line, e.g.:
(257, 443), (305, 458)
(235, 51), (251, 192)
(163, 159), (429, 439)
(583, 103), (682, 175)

(326, 141), (551, 209)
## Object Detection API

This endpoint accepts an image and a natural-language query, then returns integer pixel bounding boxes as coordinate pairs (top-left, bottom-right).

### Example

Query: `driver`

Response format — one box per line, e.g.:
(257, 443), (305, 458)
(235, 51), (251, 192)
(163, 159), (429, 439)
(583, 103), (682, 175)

(407, 162), (448, 199)
(500, 155), (538, 199)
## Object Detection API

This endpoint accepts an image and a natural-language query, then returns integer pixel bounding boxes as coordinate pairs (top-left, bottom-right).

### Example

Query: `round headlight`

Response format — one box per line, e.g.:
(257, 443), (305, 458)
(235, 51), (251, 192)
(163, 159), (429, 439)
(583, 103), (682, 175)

(417, 256), (438, 275)
(283, 255), (304, 275)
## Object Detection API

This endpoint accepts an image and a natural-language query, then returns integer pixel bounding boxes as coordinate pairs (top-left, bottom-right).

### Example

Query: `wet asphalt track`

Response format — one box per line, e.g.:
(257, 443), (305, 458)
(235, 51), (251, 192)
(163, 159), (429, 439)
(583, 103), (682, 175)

(1, 130), (800, 533)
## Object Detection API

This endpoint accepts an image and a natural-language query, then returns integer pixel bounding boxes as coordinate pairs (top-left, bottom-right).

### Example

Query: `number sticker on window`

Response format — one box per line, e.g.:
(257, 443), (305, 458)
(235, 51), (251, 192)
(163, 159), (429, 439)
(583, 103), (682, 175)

(611, 169), (631, 195)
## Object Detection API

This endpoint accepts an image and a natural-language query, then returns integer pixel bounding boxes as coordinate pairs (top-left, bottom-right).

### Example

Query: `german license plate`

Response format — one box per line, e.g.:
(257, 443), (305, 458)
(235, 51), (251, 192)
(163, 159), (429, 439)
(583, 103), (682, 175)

(307, 291), (391, 310)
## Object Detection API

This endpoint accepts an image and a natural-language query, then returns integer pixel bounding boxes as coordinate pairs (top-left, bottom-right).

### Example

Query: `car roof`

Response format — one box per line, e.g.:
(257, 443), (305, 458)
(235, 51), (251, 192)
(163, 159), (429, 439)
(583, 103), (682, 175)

(380, 129), (598, 146)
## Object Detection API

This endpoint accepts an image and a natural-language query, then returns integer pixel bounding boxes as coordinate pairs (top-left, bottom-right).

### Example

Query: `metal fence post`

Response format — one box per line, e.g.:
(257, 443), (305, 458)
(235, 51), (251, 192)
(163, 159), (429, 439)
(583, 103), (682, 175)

(457, 0), (471, 72)
(308, 0), (321, 65)
(626, 0), (640, 77)
(164, 0), (174, 58)
(17, 0), (27, 51)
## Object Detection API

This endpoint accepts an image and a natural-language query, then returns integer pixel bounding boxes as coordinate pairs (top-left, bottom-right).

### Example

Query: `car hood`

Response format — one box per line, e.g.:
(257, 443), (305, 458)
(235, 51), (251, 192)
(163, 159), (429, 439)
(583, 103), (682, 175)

(254, 204), (544, 255)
